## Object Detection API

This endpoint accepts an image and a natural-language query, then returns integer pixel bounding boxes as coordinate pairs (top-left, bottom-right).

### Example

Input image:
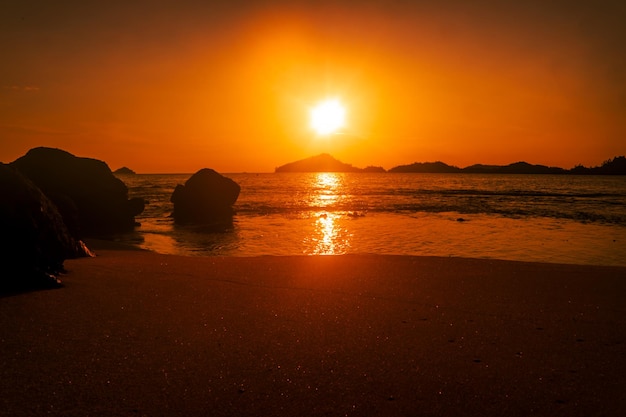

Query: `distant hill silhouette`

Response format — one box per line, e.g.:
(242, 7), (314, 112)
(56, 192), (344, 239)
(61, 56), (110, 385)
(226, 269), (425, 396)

(389, 161), (461, 173)
(114, 167), (136, 175)
(362, 165), (386, 173)
(390, 157), (625, 175)
(275, 154), (626, 175)
(390, 161), (566, 174)
(275, 154), (385, 173)
(570, 156), (626, 175)
(462, 162), (566, 174)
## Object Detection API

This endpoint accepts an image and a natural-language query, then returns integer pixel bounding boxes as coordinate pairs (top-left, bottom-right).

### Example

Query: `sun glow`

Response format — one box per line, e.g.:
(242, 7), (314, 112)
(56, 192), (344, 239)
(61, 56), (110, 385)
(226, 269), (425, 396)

(310, 99), (346, 135)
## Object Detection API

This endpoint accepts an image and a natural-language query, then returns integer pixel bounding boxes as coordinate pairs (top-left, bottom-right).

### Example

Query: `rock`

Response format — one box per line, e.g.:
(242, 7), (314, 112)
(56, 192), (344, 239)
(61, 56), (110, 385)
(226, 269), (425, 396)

(10, 147), (145, 236)
(0, 163), (94, 291)
(171, 168), (240, 225)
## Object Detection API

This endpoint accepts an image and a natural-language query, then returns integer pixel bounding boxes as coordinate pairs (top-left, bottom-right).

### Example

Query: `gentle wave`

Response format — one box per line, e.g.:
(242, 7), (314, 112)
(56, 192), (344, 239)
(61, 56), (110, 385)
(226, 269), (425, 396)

(232, 203), (625, 224)
(128, 173), (626, 225)
(117, 172), (626, 264)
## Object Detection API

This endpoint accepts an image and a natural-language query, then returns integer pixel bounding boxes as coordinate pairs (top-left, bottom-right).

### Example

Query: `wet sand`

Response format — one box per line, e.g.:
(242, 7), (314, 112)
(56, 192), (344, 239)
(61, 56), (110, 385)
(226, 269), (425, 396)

(1, 246), (625, 416)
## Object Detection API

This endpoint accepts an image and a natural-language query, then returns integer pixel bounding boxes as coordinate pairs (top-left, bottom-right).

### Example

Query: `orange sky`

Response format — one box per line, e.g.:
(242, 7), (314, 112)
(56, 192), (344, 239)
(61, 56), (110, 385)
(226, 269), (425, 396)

(1, 0), (624, 173)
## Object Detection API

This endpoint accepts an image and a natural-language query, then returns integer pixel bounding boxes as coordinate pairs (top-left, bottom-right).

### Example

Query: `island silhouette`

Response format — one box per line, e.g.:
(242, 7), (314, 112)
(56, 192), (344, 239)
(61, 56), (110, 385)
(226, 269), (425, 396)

(113, 166), (136, 175)
(275, 154), (626, 175)
(275, 153), (385, 173)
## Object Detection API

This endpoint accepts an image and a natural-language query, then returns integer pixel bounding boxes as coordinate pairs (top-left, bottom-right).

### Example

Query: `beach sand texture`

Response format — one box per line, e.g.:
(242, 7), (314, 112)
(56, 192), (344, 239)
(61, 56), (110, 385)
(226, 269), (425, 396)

(2, 248), (625, 416)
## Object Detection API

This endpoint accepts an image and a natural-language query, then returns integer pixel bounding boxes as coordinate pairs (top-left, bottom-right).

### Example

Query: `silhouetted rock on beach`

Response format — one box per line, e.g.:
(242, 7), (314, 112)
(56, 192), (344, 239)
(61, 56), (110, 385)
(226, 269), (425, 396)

(0, 163), (93, 292)
(10, 147), (145, 237)
(171, 168), (240, 225)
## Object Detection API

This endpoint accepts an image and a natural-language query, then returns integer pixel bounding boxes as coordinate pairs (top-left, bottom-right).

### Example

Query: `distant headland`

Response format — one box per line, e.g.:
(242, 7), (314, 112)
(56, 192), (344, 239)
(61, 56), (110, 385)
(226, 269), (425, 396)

(113, 166), (136, 175)
(275, 154), (626, 175)
(275, 153), (384, 173)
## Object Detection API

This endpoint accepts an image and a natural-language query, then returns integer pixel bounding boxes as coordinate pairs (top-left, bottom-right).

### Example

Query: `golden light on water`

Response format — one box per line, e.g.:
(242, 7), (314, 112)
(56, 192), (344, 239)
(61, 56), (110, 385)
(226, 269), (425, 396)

(317, 172), (340, 187)
(307, 173), (352, 255)
(315, 172), (341, 206)
(312, 212), (350, 255)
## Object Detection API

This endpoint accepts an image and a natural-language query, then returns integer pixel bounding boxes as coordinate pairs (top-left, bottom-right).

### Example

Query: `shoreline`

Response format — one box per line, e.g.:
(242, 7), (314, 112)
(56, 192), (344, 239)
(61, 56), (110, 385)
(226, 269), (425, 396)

(88, 233), (626, 268)
(2, 249), (625, 416)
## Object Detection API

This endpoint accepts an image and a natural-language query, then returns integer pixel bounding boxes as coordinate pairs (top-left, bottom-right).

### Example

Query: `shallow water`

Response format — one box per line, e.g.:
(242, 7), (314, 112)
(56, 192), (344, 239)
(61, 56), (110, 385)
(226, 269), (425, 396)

(115, 173), (626, 266)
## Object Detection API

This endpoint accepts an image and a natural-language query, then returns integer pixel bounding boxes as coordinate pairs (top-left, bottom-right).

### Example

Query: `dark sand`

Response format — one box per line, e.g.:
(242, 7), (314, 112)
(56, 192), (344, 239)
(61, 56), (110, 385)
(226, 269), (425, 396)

(1, 245), (625, 416)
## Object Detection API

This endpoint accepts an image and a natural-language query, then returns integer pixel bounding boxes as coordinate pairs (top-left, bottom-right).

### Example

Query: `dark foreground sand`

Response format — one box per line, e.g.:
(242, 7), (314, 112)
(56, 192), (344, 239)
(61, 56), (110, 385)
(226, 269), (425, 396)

(1, 245), (626, 417)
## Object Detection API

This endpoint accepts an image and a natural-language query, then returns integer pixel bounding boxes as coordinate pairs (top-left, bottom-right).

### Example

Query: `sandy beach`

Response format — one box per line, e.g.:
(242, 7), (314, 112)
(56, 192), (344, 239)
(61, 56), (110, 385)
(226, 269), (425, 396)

(2, 245), (625, 416)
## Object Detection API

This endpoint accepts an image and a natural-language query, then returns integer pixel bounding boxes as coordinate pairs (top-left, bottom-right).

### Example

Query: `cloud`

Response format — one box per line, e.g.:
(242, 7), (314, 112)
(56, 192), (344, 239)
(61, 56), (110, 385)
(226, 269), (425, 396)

(2, 85), (40, 92)
(0, 124), (72, 136)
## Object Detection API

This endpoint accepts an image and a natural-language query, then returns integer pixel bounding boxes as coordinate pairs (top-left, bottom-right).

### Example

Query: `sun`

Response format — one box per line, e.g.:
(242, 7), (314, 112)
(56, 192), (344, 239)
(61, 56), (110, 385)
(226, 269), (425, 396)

(310, 99), (346, 135)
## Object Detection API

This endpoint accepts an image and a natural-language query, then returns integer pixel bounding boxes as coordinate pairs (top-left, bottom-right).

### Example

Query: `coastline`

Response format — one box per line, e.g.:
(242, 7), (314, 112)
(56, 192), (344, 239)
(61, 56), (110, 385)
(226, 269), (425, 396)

(2, 248), (625, 416)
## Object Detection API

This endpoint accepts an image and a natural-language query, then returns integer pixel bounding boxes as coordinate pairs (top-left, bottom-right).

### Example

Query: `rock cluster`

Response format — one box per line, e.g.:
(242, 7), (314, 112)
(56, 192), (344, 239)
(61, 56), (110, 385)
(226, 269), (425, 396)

(0, 164), (93, 291)
(11, 147), (145, 236)
(2, 147), (145, 291)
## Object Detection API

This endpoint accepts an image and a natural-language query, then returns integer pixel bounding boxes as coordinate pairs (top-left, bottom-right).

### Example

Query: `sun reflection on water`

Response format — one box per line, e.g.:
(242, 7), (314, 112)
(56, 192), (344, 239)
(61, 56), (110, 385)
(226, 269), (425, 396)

(317, 172), (340, 188)
(306, 173), (352, 255)
(311, 172), (342, 207)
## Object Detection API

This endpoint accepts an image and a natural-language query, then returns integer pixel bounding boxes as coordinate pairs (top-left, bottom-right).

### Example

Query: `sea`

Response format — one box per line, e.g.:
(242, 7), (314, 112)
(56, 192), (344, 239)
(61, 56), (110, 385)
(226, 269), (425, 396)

(113, 172), (626, 267)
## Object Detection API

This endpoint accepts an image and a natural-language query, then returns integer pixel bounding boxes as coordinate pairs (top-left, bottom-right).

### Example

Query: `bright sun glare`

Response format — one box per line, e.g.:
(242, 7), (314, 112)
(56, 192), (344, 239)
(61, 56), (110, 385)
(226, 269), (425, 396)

(310, 99), (346, 135)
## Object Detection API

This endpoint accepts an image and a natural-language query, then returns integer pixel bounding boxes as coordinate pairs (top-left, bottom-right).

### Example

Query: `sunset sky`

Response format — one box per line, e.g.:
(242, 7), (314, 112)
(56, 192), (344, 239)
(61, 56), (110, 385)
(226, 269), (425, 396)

(1, 0), (624, 173)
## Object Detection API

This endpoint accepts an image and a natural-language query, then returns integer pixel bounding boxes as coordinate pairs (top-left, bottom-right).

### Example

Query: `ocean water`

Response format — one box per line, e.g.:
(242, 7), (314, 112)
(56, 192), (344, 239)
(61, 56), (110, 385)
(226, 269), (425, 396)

(114, 172), (626, 266)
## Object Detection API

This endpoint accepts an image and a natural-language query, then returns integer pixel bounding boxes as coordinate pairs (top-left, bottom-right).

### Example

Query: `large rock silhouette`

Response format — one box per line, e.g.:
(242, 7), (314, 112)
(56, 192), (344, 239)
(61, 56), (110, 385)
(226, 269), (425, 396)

(171, 168), (240, 225)
(0, 163), (93, 291)
(11, 147), (144, 236)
